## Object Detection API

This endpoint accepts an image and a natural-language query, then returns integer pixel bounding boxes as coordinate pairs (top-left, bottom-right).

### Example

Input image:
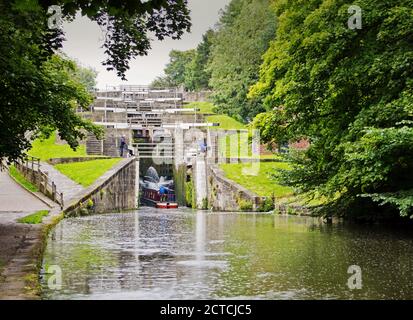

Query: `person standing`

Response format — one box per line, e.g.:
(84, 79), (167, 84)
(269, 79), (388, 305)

(159, 185), (167, 202)
(120, 136), (126, 157)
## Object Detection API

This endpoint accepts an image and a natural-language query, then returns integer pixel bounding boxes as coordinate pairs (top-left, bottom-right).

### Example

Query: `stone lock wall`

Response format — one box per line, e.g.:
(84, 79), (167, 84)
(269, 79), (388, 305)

(162, 113), (205, 124)
(86, 128), (132, 157)
(47, 156), (113, 165)
(183, 91), (212, 102)
(65, 158), (137, 217)
(207, 165), (264, 212)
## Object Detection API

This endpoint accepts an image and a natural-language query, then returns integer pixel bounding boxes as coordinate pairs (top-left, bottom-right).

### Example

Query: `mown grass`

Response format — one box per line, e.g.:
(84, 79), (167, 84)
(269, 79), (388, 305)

(18, 210), (49, 224)
(217, 134), (281, 159)
(9, 165), (39, 192)
(55, 158), (122, 187)
(206, 115), (246, 130)
(184, 101), (246, 130)
(184, 102), (217, 114)
(184, 102), (280, 158)
(260, 154), (282, 160)
(220, 162), (294, 198)
(28, 133), (86, 161)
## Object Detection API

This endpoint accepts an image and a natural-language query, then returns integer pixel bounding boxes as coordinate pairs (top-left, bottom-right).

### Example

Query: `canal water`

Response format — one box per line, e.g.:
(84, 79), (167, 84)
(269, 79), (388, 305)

(41, 208), (413, 300)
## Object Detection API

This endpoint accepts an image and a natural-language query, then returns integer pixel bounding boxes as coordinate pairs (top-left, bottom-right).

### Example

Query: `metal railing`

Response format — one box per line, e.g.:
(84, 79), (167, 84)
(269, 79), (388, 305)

(14, 156), (64, 209)
(133, 142), (175, 159)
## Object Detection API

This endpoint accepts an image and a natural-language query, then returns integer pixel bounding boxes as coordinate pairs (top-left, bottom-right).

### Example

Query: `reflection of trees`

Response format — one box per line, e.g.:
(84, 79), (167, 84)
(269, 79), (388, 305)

(43, 212), (413, 299)
(47, 224), (119, 295)
(43, 211), (200, 298)
(213, 215), (413, 299)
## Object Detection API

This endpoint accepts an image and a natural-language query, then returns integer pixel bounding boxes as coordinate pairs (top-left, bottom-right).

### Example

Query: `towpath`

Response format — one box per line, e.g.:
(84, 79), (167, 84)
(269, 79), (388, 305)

(0, 169), (53, 299)
(40, 162), (84, 203)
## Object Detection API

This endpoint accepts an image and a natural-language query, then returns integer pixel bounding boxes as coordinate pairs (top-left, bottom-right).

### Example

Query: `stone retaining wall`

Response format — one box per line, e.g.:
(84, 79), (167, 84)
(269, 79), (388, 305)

(13, 162), (63, 207)
(220, 158), (282, 164)
(47, 157), (113, 165)
(64, 158), (137, 217)
(183, 91), (212, 102)
(162, 113), (205, 124)
(0, 158), (138, 299)
(207, 164), (264, 212)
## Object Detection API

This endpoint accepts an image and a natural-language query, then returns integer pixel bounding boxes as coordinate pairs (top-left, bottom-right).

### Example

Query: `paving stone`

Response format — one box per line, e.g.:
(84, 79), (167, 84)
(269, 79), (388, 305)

(39, 162), (84, 203)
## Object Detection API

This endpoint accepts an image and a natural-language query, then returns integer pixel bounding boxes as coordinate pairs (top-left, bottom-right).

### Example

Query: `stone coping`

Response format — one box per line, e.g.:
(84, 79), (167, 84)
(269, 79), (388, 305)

(55, 157), (135, 217)
(209, 164), (264, 201)
(47, 156), (114, 165)
(220, 158), (282, 164)
(209, 164), (312, 216)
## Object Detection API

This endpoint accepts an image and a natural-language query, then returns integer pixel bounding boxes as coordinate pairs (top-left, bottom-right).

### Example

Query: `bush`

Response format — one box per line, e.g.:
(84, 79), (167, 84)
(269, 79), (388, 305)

(238, 198), (253, 211)
(185, 179), (196, 209)
(258, 196), (275, 212)
(18, 210), (49, 224)
(202, 197), (209, 210)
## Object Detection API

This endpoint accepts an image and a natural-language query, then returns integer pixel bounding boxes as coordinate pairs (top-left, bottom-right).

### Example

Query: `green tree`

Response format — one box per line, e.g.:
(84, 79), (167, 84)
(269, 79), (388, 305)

(0, 0), (190, 162)
(150, 75), (175, 89)
(164, 49), (196, 88)
(43, 0), (191, 79)
(208, 0), (276, 122)
(73, 63), (98, 92)
(250, 0), (413, 218)
(184, 29), (215, 91)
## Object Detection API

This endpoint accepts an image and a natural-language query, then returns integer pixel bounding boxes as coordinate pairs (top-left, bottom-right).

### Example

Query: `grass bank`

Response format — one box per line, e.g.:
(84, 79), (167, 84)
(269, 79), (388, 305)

(220, 162), (293, 198)
(184, 102), (216, 114)
(55, 158), (122, 187)
(18, 210), (49, 224)
(206, 114), (246, 130)
(28, 133), (86, 161)
(217, 134), (280, 159)
(184, 101), (246, 130)
(9, 165), (39, 192)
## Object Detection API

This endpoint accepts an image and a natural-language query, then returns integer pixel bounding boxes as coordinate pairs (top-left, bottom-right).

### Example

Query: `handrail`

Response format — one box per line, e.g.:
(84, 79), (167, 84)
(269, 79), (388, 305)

(14, 156), (64, 209)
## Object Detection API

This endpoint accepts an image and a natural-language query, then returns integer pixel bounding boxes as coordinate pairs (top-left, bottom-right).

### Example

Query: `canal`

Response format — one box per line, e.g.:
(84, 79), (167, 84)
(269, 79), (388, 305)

(41, 208), (413, 300)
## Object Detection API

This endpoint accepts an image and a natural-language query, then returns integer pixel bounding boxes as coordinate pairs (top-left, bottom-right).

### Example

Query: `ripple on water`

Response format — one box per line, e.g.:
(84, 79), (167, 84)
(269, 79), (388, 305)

(41, 210), (413, 300)
(176, 260), (229, 269)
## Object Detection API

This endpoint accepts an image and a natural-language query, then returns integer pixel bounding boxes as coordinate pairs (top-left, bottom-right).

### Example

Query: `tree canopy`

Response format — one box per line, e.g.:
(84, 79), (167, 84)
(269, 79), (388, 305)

(73, 63), (98, 92)
(151, 0), (276, 122)
(151, 49), (196, 89)
(165, 49), (197, 88)
(208, 0), (277, 122)
(250, 0), (413, 218)
(38, 0), (191, 79)
(184, 29), (215, 91)
(0, 0), (191, 162)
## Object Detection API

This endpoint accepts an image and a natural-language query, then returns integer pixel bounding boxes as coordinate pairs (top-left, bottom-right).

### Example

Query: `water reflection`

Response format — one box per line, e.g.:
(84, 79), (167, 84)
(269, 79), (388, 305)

(41, 209), (413, 300)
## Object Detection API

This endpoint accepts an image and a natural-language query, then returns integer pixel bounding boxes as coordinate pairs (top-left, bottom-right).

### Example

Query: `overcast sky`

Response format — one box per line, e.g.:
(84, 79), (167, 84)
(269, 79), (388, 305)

(61, 0), (230, 89)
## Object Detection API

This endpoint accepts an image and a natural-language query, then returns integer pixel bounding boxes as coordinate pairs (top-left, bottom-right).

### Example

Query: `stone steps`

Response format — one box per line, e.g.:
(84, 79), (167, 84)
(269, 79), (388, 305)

(86, 134), (103, 155)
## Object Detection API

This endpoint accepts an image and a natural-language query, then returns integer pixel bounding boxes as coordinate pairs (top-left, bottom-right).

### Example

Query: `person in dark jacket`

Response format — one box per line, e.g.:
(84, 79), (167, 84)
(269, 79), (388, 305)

(120, 136), (126, 157)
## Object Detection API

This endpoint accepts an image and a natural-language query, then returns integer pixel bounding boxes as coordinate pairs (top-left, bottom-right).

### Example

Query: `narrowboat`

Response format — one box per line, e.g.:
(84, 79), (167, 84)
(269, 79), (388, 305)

(140, 167), (178, 209)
